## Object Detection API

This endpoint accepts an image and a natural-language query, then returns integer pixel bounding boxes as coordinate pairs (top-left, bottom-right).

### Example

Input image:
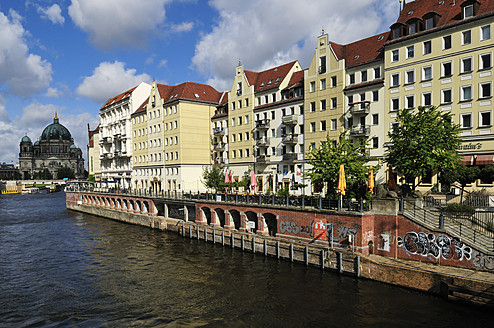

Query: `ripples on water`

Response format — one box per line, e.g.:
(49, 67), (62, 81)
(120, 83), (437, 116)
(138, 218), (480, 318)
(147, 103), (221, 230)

(0, 192), (492, 327)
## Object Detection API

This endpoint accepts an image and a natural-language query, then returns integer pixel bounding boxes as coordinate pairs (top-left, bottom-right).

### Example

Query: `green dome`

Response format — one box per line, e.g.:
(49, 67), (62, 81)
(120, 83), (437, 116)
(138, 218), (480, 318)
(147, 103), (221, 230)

(41, 116), (72, 141)
(21, 135), (32, 143)
(34, 140), (40, 146)
(70, 144), (77, 149)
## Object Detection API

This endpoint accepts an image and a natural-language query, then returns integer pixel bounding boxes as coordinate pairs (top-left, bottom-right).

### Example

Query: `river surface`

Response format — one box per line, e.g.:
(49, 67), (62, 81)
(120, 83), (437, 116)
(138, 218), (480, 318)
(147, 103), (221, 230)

(0, 191), (492, 327)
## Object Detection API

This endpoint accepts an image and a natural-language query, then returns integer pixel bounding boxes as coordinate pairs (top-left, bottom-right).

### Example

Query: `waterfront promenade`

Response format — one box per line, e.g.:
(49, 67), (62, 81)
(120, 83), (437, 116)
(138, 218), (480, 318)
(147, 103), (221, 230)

(66, 190), (494, 306)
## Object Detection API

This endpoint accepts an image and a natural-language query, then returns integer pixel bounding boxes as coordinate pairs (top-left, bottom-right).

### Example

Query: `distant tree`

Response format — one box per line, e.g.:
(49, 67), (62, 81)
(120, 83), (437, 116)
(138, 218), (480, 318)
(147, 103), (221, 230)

(201, 163), (225, 191)
(88, 174), (95, 182)
(386, 106), (461, 191)
(479, 165), (494, 185)
(305, 130), (370, 199)
(57, 167), (75, 179)
(439, 165), (480, 203)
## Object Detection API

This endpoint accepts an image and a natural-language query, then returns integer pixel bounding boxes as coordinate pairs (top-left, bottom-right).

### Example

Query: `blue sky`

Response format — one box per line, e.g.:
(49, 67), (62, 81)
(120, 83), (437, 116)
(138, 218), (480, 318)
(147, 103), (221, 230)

(0, 0), (400, 165)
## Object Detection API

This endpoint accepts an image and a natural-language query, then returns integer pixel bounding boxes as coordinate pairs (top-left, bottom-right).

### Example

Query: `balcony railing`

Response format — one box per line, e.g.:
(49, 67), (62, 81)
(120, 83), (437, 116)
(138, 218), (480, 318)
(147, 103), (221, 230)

(255, 119), (270, 129)
(281, 115), (298, 125)
(213, 128), (226, 136)
(255, 137), (268, 147)
(350, 125), (370, 137)
(255, 155), (270, 163)
(282, 153), (297, 162)
(214, 142), (226, 150)
(99, 136), (112, 144)
(349, 101), (370, 115)
(281, 134), (298, 144)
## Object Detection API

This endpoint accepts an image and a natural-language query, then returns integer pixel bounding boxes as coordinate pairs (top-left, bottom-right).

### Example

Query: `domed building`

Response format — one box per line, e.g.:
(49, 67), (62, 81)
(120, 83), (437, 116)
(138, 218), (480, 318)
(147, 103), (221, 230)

(19, 113), (85, 179)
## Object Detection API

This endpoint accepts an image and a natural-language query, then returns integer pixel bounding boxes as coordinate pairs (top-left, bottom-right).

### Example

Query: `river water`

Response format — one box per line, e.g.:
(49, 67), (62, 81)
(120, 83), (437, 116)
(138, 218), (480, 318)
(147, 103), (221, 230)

(0, 191), (492, 327)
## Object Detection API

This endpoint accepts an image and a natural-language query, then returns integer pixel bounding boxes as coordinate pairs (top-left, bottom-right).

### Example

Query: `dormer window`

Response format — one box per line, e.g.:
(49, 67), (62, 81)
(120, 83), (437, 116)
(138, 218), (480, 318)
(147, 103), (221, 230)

(464, 5), (474, 19)
(425, 17), (434, 29)
(392, 27), (401, 39)
(409, 23), (417, 35)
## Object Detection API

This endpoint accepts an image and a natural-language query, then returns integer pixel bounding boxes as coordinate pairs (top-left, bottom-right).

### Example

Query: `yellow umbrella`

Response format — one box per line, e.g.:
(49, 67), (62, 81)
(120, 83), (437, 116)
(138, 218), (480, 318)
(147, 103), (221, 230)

(337, 164), (346, 196)
(367, 166), (374, 194)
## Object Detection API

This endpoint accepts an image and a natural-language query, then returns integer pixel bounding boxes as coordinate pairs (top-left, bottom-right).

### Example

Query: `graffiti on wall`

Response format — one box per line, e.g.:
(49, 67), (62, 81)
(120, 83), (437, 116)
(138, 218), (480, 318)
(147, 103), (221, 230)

(397, 232), (472, 261)
(472, 250), (494, 270)
(377, 232), (394, 252)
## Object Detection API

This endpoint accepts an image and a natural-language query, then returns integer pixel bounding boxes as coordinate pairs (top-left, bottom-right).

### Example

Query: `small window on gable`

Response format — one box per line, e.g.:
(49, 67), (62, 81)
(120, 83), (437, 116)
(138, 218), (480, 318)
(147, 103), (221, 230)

(464, 4), (474, 19)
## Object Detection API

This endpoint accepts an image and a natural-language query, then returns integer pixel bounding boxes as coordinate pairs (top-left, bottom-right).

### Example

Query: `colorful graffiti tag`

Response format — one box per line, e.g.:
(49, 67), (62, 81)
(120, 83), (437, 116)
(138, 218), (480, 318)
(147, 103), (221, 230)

(397, 231), (472, 261)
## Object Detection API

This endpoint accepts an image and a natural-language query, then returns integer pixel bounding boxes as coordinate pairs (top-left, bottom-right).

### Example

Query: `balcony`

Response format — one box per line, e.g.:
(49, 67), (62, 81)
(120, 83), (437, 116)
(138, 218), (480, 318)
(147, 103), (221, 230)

(350, 125), (370, 137)
(214, 142), (226, 150)
(282, 153), (297, 162)
(105, 153), (114, 160)
(213, 128), (226, 136)
(281, 134), (298, 144)
(349, 101), (370, 115)
(99, 136), (112, 144)
(236, 89), (242, 96)
(255, 155), (270, 163)
(255, 119), (270, 130)
(255, 137), (269, 147)
(214, 157), (228, 165)
(281, 115), (298, 125)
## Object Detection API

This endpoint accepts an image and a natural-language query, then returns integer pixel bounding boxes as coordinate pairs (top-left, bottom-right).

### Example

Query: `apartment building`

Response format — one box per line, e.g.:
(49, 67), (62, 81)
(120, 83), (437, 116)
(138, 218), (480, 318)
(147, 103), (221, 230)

(131, 81), (223, 192)
(212, 93), (229, 165)
(225, 61), (304, 190)
(87, 124), (101, 182)
(385, 0), (494, 189)
(99, 82), (151, 188)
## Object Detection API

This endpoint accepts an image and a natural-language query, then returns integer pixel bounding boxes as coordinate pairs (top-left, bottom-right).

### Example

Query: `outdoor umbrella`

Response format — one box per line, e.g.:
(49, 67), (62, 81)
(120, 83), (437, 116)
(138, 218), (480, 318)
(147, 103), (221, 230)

(250, 170), (257, 193)
(337, 164), (346, 196)
(224, 170), (230, 191)
(367, 166), (374, 194)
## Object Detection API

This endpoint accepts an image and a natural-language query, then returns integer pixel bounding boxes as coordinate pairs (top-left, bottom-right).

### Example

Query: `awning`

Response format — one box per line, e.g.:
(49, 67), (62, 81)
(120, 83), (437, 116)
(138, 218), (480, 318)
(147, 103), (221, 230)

(476, 154), (494, 165)
(460, 155), (474, 165)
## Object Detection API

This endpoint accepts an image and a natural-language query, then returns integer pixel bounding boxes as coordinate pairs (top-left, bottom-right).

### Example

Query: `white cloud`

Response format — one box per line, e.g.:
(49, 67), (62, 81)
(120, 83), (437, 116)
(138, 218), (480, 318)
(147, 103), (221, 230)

(45, 87), (61, 98)
(0, 10), (53, 96)
(192, 0), (398, 90)
(158, 59), (168, 68)
(76, 61), (152, 103)
(37, 4), (65, 25)
(68, 0), (169, 50)
(170, 21), (194, 33)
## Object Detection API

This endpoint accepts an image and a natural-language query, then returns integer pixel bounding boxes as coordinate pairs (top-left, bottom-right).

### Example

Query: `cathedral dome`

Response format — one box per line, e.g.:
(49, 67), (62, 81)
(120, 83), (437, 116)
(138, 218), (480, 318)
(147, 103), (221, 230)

(21, 134), (32, 143)
(41, 113), (72, 141)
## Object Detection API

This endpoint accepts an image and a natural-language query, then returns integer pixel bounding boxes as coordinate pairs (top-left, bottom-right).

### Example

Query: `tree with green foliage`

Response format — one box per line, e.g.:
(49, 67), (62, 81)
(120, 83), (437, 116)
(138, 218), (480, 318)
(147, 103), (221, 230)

(305, 130), (370, 199)
(201, 163), (225, 191)
(56, 167), (75, 179)
(386, 106), (461, 191)
(439, 165), (480, 203)
(479, 165), (494, 185)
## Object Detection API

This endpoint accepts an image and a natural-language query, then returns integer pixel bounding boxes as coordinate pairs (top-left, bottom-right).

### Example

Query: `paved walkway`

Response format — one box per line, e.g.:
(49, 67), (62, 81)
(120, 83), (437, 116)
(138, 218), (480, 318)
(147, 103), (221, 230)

(368, 254), (494, 283)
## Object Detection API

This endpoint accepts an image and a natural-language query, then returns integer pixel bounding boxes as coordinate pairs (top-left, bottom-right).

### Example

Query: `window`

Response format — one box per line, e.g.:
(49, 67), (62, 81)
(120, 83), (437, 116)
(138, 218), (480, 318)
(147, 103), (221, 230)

(409, 23), (417, 35)
(391, 49), (399, 62)
(461, 85), (472, 101)
(480, 53), (492, 70)
(423, 41), (432, 55)
(348, 95), (354, 104)
(422, 92), (432, 106)
(442, 89), (452, 104)
(481, 25), (491, 41)
(464, 5), (473, 19)
(372, 137), (379, 149)
(271, 111), (275, 119)
(310, 102), (316, 112)
(231, 118), (235, 127)
(231, 150), (236, 159)
(405, 70), (415, 84)
(271, 147), (276, 155)
(320, 78), (326, 90)
(461, 113), (472, 128)
(441, 61), (452, 77)
(331, 119), (337, 130)
(320, 120), (326, 131)
(422, 66), (432, 81)
(461, 57), (472, 73)
(462, 30), (472, 45)
(231, 134), (235, 142)
(361, 70), (367, 82)
(238, 133), (242, 142)
(443, 35), (452, 50)
(391, 73), (400, 87)
(425, 17), (434, 30)
(245, 98), (249, 107)
(245, 115), (249, 124)
(407, 45), (414, 59)
(331, 76), (337, 87)
(406, 95), (415, 109)
(310, 142), (316, 150)
(372, 114), (379, 125)
(272, 93), (276, 102)
(480, 111), (492, 127)
(310, 81), (315, 92)
(331, 97), (337, 109)
(480, 82), (492, 99)
(310, 122), (316, 132)
(239, 150), (242, 158)
(392, 27), (401, 39)
(374, 67), (381, 79)
(320, 99), (326, 111)
(349, 73), (355, 84)
(372, 90), (379, 102)
(391, 97), (399, 111)
(245, 149), (249, 157)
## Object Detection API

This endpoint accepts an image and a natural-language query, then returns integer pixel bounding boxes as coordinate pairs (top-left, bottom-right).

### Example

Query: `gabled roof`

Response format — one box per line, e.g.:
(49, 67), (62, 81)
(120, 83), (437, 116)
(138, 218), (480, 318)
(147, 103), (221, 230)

(389, 0), (494, 43)
(160, 82), (223, 105)
(283, 70), (304, 90)
(132, 98), (149, 115)
(244, 61), (298, 93)
(343, 32), (389, 68)
(329, 42), (345, 60)
(101, 86), (137, 109)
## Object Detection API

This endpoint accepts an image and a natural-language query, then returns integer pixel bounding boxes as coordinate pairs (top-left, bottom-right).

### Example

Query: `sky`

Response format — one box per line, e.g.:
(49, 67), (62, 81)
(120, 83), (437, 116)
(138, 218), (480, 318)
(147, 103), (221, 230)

(0, 0), (401, 166)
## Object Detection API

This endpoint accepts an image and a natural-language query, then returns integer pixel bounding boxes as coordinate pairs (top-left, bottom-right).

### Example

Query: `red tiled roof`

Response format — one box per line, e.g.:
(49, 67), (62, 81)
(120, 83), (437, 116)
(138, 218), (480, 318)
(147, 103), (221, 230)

(218, 91), (228, 106)
(343, 32), (389, 68)
(344, 79), (384, 91)
(160, 82), (223, 105)
(390, 0), (494, 43)
(329, 42), (345, 60)
(133, 98), (149, 115)
(101, 86), (137, 109)
(244, 61), (299, 92)
(283, 70), (304, 90)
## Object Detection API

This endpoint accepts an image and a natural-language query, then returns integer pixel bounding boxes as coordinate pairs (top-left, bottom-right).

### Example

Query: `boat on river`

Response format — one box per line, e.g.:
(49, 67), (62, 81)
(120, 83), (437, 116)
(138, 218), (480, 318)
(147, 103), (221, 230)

(21, 187), (40, 194)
